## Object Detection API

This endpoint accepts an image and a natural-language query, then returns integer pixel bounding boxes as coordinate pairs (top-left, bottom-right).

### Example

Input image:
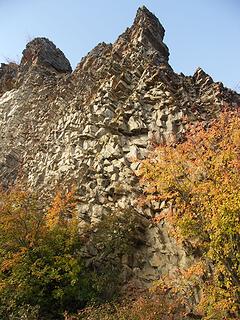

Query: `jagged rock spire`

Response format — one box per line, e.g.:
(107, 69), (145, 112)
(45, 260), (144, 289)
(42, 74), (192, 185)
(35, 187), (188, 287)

(134, 6), (166, 41)
(20, 37), (72, 73)
(115, 6), (169, 63)
(0, 5), (239, 294)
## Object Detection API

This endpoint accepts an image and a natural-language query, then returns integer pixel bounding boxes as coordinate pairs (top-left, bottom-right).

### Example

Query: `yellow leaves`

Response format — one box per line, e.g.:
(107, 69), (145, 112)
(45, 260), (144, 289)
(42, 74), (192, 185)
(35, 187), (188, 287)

(46, 186), (77, 230)
(140, 110), (240, 318)
(181, 261), (206, 280)
(197, 278), (239, 319)
(0, 187), (45, 252)
(46, 192), (64, 228)
(1, 248), (27, 272)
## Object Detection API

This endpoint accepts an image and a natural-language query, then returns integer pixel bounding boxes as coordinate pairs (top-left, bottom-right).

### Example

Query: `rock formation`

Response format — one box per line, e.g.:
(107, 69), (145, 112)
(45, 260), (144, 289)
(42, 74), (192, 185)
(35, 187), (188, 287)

(0, 6), (239, 287)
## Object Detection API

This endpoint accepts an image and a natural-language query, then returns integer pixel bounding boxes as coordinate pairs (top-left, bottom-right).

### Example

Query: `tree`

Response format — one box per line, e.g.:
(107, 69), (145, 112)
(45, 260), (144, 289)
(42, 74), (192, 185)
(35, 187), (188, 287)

(0, 187), (95, 319)
(0, 186), (144, 319)
(139, 110), (240, 319)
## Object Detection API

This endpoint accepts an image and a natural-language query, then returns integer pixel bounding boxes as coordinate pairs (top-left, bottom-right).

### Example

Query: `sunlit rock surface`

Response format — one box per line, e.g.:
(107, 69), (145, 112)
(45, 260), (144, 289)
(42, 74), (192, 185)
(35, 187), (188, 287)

(0, 6), (239, 286)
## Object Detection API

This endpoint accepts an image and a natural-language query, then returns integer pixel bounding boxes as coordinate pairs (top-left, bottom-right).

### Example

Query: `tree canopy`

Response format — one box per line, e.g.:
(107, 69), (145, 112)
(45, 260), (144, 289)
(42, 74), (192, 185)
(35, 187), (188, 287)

(140, 110), (240, 319)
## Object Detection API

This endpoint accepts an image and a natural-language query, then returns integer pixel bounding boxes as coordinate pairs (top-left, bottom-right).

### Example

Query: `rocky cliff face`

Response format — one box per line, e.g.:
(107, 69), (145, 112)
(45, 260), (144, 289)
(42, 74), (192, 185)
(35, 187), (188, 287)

(0, 6), (239, 287)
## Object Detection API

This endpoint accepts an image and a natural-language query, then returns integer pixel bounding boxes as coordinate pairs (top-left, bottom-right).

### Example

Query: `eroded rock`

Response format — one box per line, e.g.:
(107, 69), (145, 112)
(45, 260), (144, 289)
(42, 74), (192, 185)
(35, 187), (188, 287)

(0, 6), (239, 288)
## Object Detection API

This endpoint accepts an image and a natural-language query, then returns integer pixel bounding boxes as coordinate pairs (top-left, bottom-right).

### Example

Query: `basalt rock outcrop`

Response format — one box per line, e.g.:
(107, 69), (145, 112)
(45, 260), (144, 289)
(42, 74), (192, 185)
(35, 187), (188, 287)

(0, 62), (18, 96)
(0, 6), (239, 287)
(20, 37), (72, 73)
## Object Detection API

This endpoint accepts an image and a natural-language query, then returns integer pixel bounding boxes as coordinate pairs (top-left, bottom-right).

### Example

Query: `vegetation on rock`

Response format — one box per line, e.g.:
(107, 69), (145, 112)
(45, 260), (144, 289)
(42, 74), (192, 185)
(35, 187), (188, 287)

(1, 110), (240, 320)
(64, 290), (188, 320)
(0, 6), (239, 320)
(139, 110), (240, 319)
(0, 187), (142, 319)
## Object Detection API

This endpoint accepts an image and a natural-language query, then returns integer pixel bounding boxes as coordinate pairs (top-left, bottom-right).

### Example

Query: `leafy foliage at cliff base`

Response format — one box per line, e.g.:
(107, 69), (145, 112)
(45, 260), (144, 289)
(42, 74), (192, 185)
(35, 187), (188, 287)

(139, 110), (240, 319)
(0, 187), (142, 319)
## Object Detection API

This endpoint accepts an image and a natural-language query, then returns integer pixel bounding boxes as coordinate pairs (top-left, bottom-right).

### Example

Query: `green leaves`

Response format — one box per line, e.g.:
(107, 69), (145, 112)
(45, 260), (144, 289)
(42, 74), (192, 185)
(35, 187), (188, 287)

(0, 187), (140, 319)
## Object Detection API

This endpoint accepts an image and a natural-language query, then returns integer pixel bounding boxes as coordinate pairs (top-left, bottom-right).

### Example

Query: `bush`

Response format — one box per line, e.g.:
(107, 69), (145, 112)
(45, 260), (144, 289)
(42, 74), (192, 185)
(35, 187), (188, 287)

(64, 289), (188, 320)
(0, 187), (146, 319)
(139, 110), (240, 319)
(0, 187), (90, 319)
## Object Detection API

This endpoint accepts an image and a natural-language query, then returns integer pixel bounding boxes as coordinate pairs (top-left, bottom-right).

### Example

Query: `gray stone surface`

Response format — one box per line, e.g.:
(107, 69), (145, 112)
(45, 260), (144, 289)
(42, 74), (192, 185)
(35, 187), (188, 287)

(0, 6), (239, 288)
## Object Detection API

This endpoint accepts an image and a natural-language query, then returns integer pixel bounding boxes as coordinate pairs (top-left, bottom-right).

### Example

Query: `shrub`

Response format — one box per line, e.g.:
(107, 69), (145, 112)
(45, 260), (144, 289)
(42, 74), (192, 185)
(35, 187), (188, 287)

(0, 187), (146, 319)
(139, 110), (240, 319)
(64, 289), (188, 320)
(0, 187), (89, 319)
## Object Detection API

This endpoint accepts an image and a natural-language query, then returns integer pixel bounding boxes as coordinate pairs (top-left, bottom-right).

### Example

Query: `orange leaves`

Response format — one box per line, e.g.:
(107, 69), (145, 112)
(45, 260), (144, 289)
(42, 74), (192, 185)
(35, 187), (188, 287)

(0, 187), (45, 250)
(0, 185), (85, 318)
(140, 110), (240, 240)
(181, 261), (206, 280)
(0, 248), (27, 272)
(72, 289), (188, 320)
(0, 185), (78, 273)
(140, 110), (240, 318)
(46, 187), (77, 229)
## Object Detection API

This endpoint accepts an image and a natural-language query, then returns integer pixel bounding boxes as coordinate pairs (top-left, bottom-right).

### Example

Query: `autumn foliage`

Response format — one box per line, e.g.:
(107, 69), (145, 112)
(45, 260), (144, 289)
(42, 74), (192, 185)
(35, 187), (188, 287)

(139, 110), (240, 319)
(0, 186), (146, 319)
(0, 187), (85, 319)
(0, 187), (126, 319)
(1, 110), (240, 319)
(65, 291), (187, 320)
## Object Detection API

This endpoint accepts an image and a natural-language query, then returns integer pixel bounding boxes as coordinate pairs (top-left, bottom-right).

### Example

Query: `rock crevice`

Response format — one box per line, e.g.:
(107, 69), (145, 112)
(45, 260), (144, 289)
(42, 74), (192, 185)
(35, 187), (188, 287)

(0, 6), (239, 286)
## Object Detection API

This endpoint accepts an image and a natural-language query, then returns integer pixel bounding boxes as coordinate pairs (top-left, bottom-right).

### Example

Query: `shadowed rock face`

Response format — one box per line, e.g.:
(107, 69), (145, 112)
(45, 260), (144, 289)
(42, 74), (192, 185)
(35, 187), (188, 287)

(0, 63), (18, 96)
(20, 37), (72, 73)
(0, 7), (239, 287)
(129, 6), (169, 61)
(0, 38), (72, 97)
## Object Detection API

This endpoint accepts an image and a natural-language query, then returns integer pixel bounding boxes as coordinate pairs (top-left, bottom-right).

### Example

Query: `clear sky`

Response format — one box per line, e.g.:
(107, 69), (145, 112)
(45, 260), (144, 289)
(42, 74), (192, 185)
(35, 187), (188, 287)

(0, 0), (239, 91)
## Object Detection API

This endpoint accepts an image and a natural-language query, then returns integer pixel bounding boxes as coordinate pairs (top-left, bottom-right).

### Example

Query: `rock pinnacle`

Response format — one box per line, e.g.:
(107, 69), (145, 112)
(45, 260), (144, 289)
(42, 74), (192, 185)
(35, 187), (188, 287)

(116, 6), (169, 63)
(20, 37), (72, 73)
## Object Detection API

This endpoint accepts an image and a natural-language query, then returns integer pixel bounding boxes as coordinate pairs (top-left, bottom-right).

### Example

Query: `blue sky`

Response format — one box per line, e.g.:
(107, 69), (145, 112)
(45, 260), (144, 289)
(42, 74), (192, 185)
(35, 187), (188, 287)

(1, 0), (239, 91)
